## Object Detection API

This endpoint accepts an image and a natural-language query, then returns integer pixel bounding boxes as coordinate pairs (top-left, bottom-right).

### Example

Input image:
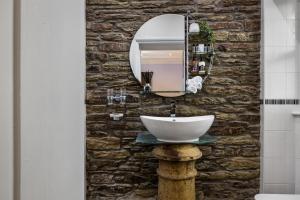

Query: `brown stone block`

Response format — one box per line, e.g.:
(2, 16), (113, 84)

(238, 5), (261, 13)
(185, 96), (227, 105)
(99, 13), (141, 21)
(219, 157), (260, 170)
(164, 0), (195, 6)
(116, 190), (156, 200)
(141, 97), (163, 106)
(87, 105), (107, 113)
(87, 137), (121, 150)
(210, 21), (244, 30)
(215, 112), (238, 121)
(206, 105), (247, 113)
(245, 19), (261, 31)
(198, 179), (259, 199)
(198, 146), (213, 156)
(176, 105), (210, 116)
(210, 121), (250, 136)
(161, 5), (197, 13)
(139, 106), (170, 116)
(220, 57), (252, 66)
(100, 32), (131, 41)
(199, 169), (259, 180)
(130, 0), (168, 9)
(192, 13), (234, 21)
(102, 61), (130, 70)
(86, 130), (108, 137)
(211, 65), (259, 76)
(109, 52), (129, 61)
(86, 40), (100, 46)
(87, 196), (116, 200)
(217, 135), (259, 145)
(113, 130), (140, 137)
(195, 0), (221, 8)
(86, 158), (123, 171)
(119, 163), (141, 172)
(86, 22), (114, 32)
(123, 121), (144, 130)
(216, 42), (260, 52)
(207, 77), (238, 85)
(223, 0), (260, 7)
(87, 0), (128, 5)
(86, 123), (108, 132)
(99, 42), (129, 52)
(214, 31), (229, 42)
(116, 21), (143, 33)
(92, 149), (130, 159)
(238, 76), (260, 85)
(87, 113), (109, 121)
(239, 115), (260, 125)
(228, 32), (260, 42)
(239, 146), (260, 157)
(89, 183), (133, 195)
(227, 94), (257, 105)
(211, 146), (238, 157)
(196, 160), (220, 171)
(89, 173), (114, 184)
(204, 85), (259, 96)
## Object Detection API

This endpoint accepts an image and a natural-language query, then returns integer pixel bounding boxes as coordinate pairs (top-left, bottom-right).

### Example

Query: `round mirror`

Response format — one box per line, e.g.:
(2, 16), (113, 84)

(129, 14), (186, 97)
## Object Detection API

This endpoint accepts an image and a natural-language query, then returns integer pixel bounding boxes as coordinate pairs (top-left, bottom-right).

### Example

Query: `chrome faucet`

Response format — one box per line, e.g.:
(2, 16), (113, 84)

(170, 101), (176, 117)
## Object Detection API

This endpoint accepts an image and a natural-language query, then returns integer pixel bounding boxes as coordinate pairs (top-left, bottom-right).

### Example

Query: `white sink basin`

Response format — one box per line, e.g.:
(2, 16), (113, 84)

(140, 115), (215, 143)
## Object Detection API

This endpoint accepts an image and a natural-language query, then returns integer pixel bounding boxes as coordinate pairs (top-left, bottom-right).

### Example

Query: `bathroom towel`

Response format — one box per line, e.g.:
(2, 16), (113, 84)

(186, 76), (203, 93)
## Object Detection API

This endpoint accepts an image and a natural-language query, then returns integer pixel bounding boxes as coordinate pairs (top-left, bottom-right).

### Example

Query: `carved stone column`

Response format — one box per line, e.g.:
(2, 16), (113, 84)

(153, 144), (202, 200)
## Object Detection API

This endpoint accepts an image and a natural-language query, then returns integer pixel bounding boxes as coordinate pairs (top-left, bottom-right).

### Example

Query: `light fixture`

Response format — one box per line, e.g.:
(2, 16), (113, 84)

(189, 20), (200, 33)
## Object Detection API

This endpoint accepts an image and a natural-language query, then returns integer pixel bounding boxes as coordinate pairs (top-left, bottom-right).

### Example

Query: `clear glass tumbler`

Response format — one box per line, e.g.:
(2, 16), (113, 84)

(120, 88), (126, 104)
(107, 89), (114, 105)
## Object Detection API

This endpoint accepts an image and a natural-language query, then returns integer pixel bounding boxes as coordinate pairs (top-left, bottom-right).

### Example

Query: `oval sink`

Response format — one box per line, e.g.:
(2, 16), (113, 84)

(140, 115), (215, 143)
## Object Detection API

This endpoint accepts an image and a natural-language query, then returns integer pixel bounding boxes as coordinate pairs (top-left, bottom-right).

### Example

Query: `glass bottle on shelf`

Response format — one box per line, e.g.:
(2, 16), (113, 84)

(198, 57), (206, 75)
(191, 57), (198, 73)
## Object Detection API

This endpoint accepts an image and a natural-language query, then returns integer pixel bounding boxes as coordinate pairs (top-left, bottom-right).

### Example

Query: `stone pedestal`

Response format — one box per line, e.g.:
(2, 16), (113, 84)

(153, 144), (202, 200)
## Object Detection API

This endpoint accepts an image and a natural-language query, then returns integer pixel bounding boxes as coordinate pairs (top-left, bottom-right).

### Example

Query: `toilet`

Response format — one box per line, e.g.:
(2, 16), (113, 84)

(255, 194), (300, 200)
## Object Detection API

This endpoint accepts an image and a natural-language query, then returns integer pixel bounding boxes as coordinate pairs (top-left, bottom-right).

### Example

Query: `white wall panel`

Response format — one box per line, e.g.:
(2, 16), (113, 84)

(0, 0), (14, 199)
(20, 0), (85, 200)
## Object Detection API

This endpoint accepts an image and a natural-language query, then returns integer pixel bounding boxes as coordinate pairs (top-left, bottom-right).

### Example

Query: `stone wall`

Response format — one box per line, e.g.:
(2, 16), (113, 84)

(86, 0), (261, 199)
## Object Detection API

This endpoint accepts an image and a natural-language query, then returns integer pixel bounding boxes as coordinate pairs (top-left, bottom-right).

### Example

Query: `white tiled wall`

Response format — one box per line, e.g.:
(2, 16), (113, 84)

(296, 155), (300, 193)
(264, 105), (295, 131)
(263, 106), (295, 193)
(293, 116), (300, 194)
(263, 0), (300, 194)
(263, 0), (299, 99)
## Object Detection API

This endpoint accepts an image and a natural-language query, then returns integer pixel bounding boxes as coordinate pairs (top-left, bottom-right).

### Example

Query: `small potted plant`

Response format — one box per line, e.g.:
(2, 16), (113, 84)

(198, 21), (215, 44)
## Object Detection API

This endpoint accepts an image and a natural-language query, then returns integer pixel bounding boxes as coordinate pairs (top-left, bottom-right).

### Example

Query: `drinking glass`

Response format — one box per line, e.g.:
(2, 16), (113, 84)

(107, 89), (114, 105)
(120, 88), (126, 104)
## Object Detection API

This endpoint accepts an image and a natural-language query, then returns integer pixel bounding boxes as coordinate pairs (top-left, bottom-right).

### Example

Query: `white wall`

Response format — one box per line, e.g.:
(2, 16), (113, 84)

(292, 114), (300, 193)
(0, 0), (14, 200)
(19, 0), (85, 200)
(262, 0), (300, 194)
